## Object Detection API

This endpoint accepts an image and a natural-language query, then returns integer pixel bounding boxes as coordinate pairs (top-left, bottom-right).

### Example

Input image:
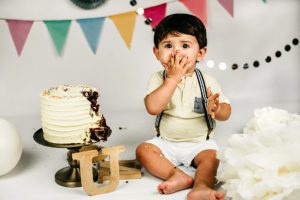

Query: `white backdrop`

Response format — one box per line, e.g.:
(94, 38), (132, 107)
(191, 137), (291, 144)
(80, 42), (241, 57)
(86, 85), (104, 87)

(0, 0), (299, 119)
(0, 1), (299, 199)
(0, 0), (299, 117)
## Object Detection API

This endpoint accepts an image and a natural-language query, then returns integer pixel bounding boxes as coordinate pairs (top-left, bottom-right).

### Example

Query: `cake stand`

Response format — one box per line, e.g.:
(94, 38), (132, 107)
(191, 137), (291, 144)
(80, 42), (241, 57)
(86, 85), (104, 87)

(33, 128), (102, 187)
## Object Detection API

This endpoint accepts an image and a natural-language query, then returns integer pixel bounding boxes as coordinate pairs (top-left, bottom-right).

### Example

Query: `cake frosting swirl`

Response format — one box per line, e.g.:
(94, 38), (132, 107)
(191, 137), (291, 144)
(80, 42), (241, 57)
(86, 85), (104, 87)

(40, 84), (111, 144)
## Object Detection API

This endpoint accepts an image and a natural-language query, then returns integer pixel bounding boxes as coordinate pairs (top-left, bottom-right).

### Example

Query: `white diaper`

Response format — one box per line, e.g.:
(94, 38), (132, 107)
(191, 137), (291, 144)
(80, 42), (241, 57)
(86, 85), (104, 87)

(145, 136), (219, 168)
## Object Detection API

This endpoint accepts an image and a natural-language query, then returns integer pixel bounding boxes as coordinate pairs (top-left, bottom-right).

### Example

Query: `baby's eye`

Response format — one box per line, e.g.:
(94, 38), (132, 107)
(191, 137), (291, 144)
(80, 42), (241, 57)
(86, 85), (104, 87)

(164, 44), (172, 48)
(183, 44), (189, 48)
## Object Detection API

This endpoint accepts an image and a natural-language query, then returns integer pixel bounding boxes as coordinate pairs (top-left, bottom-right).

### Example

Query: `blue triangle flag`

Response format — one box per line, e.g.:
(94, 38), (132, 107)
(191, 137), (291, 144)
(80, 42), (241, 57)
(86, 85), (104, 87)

(77, 17), (105, 54)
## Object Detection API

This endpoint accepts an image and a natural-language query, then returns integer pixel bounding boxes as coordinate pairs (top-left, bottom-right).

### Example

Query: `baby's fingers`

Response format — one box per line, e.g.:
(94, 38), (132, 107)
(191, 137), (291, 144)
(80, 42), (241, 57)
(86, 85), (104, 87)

(215, 98), (220, 107)
(207, 108), (212, 116)
(207, 87), (213, 97)
(170, 52), (175, 67)
(174, 52), (182, 67)
(162, 63), (169, 70)
(210, 93), (220, 101)
(180, 55), (188, 65)
(181, 55), (189, 68)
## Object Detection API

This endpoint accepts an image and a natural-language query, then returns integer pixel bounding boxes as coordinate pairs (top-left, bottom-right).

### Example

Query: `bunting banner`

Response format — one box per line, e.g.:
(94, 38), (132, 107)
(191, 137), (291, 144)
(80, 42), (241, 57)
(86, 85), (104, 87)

(44, 20), (71, 56)
(6, 20), (33, 56)
(179, 0), (207, 26)
(2, 0), (294, 73)
(143, 3), (167, 28)
(1, 0), (262, 57)
(109, 11), (136, 49)
(77, 17), (105, 54)
(217, 0), (234, 17)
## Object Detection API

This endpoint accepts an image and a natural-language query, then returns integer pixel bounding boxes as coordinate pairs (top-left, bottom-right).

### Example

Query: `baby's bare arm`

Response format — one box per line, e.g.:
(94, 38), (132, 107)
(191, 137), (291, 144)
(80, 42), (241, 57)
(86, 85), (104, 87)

(145, 78), (178, 115)
(206, 87), (231, 121)
(145, 51), (189, 115)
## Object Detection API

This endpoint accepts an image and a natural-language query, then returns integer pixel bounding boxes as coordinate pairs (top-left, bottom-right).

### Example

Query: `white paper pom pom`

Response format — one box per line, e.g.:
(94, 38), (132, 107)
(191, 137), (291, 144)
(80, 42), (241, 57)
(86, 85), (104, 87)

(217, 108), (300, 200)
(243, 107), (300, 134)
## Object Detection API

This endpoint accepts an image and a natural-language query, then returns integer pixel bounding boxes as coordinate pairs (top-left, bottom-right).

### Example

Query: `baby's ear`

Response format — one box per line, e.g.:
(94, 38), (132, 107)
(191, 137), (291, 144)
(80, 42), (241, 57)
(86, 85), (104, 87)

(196, 47), (207, 62)
(153, 46), (159, 60)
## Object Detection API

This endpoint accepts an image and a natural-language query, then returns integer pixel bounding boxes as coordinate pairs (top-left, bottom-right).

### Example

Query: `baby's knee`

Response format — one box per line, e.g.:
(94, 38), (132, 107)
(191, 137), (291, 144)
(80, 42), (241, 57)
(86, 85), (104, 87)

(136, 143), (145, 157)
(194, 150), (218, 166)
(136, 143), (160, 158)
(136, 143), (150, 157)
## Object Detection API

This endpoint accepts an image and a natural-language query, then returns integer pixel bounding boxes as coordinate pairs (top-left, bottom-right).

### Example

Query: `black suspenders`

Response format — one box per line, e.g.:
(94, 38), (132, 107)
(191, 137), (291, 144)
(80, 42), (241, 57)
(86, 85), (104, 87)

(195, 68), (214, 132)
(155, 70), (167, 136)
(155, 68), (213, 140)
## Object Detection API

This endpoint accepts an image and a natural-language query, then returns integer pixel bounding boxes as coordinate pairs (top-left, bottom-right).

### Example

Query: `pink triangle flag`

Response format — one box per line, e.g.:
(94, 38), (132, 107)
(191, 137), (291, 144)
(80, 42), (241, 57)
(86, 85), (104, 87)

(218, 0), (234, 17)
(6, 20), (33, 56)
(144, 3), (167, 28)
(179, 0), (207, 26)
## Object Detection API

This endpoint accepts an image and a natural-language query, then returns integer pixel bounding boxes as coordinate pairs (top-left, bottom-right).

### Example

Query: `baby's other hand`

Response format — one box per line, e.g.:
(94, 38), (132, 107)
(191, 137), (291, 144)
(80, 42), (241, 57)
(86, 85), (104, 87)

(206, 87), (220, 119)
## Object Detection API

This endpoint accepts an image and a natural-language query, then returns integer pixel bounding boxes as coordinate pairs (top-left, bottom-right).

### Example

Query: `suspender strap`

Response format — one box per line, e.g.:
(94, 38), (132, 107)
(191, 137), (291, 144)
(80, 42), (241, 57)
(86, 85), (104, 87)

(155, 70), (166, 137)
(155, 69), (213, 140)
(195, 68), (214, 136)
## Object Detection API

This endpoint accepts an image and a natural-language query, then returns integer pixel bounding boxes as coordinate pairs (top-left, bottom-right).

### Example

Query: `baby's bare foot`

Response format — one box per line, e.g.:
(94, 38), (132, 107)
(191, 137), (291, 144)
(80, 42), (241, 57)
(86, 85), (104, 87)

(187, 185), (224, 200)
(157, 168), (193, 194)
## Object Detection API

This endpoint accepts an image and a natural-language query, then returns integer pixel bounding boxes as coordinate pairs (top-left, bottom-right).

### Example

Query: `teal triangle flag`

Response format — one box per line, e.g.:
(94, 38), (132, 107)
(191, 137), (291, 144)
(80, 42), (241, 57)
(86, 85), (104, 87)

(77, 17), (105, 54)
(262, 0), (267, 2)
(44, 20), (71, 56)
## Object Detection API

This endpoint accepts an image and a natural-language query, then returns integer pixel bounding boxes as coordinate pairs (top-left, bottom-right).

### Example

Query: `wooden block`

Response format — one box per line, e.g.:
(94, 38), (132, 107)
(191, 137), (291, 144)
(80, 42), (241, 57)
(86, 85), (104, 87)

(98, 159), (142, 183)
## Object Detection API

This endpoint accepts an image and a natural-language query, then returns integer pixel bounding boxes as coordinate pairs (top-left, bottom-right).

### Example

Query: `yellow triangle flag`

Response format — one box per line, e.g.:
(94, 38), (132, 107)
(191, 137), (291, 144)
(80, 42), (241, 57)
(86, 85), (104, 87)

(110, 11), (136, 49)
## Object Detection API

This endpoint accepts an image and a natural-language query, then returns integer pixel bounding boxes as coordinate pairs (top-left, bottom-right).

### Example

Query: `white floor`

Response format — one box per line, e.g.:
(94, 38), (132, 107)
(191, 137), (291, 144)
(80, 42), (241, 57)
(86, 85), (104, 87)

(0, 99), (299, 200)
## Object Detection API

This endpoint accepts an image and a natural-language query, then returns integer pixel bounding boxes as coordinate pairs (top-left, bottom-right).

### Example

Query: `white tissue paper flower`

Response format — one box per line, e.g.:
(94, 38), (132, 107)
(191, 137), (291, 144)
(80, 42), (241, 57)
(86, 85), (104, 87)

(217, 107), (300, 200)
(243, 107), (300, 134)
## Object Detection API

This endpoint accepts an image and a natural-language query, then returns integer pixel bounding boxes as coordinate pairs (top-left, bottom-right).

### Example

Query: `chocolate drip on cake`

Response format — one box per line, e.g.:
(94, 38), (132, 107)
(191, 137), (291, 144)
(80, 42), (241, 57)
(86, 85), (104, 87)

(90, 115), (111, 142)
(82, 90), (100, 116)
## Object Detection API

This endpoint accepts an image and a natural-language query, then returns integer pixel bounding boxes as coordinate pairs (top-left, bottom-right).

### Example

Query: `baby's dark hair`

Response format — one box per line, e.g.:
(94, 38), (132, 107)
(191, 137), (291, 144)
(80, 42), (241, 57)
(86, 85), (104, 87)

(154, 13), (207, 49)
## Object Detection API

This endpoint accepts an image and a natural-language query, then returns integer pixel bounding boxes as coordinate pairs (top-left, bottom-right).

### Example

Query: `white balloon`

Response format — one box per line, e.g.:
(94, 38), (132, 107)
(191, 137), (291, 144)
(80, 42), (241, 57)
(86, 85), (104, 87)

(0, 119), (22, 176)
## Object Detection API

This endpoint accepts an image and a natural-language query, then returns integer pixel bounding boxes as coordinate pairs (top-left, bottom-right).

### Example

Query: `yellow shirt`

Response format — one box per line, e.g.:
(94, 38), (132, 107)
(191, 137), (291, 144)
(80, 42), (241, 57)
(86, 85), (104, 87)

(145, 69), (230, 143)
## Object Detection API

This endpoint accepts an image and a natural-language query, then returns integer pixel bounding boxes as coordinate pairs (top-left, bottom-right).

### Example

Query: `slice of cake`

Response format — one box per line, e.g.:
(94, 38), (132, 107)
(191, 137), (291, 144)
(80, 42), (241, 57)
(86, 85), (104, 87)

(40, 84), (111, 144)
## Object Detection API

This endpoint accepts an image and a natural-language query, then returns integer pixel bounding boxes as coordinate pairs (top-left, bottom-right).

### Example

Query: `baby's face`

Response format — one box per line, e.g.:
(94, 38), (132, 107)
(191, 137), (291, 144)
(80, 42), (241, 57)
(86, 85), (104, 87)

(154, 33), (205, 72)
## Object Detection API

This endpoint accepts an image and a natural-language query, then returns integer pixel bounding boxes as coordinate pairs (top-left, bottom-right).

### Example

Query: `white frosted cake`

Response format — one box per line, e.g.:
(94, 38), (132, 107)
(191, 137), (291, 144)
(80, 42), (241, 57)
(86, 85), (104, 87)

(40, 84), (110, 144)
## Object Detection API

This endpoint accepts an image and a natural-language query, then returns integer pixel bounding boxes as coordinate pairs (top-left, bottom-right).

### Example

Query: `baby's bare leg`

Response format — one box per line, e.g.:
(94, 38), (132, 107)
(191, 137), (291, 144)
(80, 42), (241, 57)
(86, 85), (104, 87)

(136, 143), (193, 194)
(136, 143), (174, 179)
(187, 150), (224, 200)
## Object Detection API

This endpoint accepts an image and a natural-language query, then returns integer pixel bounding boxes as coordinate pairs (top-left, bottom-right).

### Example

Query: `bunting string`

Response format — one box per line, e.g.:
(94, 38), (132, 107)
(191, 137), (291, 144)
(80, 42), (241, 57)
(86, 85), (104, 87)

(1, 0), (234, 56)
(1, 0), (274, 66)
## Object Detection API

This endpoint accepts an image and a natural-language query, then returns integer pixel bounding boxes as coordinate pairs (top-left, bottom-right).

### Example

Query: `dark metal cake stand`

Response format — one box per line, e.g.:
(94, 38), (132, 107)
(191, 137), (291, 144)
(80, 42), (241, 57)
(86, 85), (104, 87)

(33, 128), (98, 187)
